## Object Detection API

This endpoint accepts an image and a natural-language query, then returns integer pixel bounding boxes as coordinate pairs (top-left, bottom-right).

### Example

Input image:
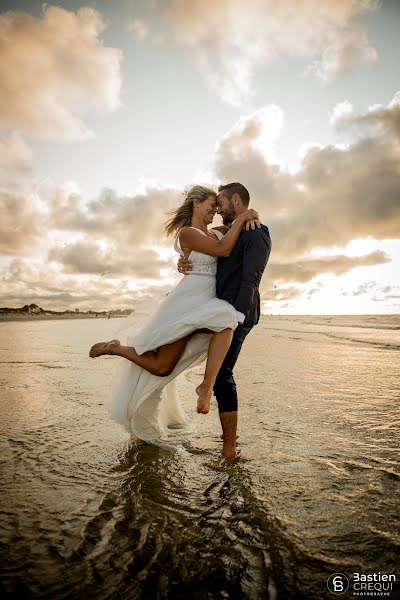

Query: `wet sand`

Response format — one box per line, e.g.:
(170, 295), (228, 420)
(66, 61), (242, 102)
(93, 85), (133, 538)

(0, 315), (399, 599)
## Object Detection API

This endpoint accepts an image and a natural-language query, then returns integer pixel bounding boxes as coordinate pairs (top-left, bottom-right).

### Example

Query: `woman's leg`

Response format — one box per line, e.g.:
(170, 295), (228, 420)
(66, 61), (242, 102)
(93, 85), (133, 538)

(89, 335), (191, 376)
(196, 328), (233, 414)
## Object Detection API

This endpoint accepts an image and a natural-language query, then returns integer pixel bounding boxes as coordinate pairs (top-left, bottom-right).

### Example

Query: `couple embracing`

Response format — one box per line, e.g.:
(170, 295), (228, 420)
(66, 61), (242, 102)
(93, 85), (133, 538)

(89, 182), (271, 460)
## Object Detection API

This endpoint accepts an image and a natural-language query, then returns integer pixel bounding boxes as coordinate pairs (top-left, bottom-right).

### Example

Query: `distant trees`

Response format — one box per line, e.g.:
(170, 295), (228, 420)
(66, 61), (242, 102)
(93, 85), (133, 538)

(21, 304), (42, 314)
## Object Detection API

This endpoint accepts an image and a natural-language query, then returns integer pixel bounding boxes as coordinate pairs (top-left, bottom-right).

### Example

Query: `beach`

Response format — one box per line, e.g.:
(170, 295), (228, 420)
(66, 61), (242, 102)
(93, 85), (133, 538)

(0, 315), (399, 599)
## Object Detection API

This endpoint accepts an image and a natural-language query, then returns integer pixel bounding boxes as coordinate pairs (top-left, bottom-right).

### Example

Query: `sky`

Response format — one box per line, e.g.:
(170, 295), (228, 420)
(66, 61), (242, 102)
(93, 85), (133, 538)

(0, 0), (399, 314)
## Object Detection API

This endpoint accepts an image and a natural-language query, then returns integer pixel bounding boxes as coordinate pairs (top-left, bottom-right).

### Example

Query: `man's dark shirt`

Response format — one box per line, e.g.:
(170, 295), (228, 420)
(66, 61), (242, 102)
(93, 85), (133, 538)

(216, 224), (271, 328)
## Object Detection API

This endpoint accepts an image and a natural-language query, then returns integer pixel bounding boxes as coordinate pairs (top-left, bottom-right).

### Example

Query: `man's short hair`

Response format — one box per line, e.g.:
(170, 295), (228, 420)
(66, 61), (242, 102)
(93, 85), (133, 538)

(218, 182), (250, 207)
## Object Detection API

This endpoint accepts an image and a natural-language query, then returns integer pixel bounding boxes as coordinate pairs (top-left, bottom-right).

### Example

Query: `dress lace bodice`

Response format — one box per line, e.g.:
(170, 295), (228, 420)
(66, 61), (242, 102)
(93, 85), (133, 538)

(174, 227), (222, 277)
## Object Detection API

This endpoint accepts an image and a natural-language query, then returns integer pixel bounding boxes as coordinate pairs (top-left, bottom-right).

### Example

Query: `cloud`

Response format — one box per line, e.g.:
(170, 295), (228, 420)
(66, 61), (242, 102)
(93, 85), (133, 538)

(305, 25), (377, 81)
(352, 282), (400, 301)
(1, 92), (399, 311)
(332, 90), (400, 137)
(0, 132), (32, 174)
(294, 137), (400, 248)
(0, 189), (46, 254)
(0, 257), (174, 311)
(216, 106), (284, 165)
(0, 177), (210, 309)
(43, 182), (195, 283)
(268, 251), (390, 284)
(127, 16), (166, 45)
(127, 18), (149, 40)
(353, 281), (378, 296)
(261, 285), (303, 302)
(0, 6), (122, 140)
(214, 101), (400, 261)
(48, 183), (187, 246)
(168, 0), (378, 105)
(48, 239), (166, 278)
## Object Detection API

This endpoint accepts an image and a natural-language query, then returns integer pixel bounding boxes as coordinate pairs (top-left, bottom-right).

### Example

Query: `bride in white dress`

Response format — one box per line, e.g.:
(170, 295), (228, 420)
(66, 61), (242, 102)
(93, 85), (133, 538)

(89, 186), (258, 442)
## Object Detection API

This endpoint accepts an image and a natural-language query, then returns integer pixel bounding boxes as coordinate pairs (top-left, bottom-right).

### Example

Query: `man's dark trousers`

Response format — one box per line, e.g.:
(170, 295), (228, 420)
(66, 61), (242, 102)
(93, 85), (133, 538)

(213, 323), (252, 412)
(213, 223), (271, 413)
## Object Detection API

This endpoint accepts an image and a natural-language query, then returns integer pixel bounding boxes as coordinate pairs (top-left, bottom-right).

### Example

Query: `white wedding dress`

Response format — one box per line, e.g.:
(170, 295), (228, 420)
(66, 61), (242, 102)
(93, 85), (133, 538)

(103, 227), (244, 442)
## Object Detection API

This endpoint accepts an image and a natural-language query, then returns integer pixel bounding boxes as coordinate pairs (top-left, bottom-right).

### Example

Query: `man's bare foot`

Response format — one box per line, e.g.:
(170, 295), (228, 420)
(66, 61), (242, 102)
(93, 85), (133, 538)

(219, 453), (240, 466)
(221, 448), (240, 464)
(89, 339), (120, 358)
(195, 382), (213, 414)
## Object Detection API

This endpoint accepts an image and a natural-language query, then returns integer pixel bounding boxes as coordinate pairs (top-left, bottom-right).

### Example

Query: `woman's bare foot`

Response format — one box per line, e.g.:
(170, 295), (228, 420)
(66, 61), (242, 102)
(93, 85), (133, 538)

(89, 339), (120, 358)
(196, 382), (213, 414)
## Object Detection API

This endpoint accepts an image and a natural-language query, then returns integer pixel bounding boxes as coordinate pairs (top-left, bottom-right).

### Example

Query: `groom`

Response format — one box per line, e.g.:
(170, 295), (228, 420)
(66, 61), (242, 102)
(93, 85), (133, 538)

(178, 182), (271, 459)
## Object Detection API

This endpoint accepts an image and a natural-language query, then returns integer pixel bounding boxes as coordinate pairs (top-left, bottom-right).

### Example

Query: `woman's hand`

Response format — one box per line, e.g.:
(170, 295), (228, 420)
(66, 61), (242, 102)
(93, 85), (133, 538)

(243, 218), (261, 231)
(241, 209), (261, 230)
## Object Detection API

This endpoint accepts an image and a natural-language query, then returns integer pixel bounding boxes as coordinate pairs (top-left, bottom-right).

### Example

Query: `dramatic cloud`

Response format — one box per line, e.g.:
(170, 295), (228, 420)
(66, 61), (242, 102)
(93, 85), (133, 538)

(0, 179), (187, 298)
(294, 137), (400, 248)
(48, 184), (185, 246)
(214, 103), (400, 261)
(268, 251), (390, 284)
(214, 107), (297, 215)
(48, 239), (166, 278)
(168, 0), (378, 105)
(332, 90), (400, 138)
(1, 95), (398, 310)
(0, 257), (173, 311)
(215, 106), (284, 167)
(0, 6), (122, 140)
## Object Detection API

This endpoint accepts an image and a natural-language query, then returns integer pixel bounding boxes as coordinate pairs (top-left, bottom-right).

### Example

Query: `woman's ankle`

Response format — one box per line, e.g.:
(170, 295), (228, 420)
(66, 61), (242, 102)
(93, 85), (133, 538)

(200, 378), (214, 390)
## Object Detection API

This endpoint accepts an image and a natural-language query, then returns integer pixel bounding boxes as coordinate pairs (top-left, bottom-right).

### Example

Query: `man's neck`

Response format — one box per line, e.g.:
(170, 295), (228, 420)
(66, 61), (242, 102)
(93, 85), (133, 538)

(234, 207), (246, 219)
(229, 206), (246, 224)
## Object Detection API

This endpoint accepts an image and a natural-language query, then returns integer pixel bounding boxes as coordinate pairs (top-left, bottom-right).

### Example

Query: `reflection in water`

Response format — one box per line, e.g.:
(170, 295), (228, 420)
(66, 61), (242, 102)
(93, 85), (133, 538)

(68, 442), (276, 599)
(0, 316), (399, 599)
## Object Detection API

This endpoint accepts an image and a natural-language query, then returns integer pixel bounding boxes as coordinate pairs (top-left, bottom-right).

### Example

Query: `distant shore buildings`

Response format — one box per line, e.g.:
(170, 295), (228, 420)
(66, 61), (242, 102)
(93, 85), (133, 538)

(0, 304), (134, 317)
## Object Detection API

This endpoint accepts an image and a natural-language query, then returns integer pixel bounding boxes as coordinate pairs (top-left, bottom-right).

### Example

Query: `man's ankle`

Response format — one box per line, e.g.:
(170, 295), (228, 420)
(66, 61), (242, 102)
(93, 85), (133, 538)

(222, 445), (236, 459)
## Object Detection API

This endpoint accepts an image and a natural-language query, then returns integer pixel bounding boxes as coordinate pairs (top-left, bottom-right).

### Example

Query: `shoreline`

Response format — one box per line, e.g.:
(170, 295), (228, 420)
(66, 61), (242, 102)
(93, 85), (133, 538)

(0, 314), (129, 322)
(0, 313), (397, 323)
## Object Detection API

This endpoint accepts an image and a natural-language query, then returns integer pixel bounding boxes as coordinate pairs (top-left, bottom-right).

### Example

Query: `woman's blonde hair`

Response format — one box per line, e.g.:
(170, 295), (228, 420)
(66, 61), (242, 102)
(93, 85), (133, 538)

(164, 185), (216, 236)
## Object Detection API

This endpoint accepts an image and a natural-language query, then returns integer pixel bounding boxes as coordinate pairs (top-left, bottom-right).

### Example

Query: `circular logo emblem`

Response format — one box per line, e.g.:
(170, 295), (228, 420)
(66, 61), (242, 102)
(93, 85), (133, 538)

(327, 573), (350, 595)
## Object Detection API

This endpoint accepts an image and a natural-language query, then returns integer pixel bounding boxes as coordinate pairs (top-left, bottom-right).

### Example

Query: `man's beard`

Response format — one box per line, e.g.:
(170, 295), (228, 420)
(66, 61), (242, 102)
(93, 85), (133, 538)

(222, 201), (236, 225)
